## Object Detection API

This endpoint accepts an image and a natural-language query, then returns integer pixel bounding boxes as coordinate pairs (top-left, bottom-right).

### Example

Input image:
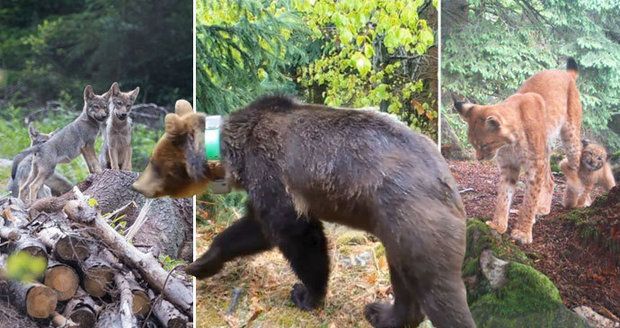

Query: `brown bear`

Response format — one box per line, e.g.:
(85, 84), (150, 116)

(132, 97), (475, 328)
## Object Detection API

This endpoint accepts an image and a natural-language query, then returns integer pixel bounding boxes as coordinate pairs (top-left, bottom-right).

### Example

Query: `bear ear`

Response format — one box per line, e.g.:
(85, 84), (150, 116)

(183, 114), (206, 181)
(84, 85), (95, 100)
(485, 116), (501, 131)
(164, 113), (187, 138)
(175, 99), (193, 116)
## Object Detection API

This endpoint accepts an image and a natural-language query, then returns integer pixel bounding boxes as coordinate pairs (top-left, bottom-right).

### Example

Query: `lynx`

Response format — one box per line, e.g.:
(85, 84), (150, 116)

(561, 140), (616, 207)
(455, 58), (583, 244)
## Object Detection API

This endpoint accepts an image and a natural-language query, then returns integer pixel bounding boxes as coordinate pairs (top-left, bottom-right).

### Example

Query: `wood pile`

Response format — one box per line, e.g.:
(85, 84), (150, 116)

(0, 170), (193, 327)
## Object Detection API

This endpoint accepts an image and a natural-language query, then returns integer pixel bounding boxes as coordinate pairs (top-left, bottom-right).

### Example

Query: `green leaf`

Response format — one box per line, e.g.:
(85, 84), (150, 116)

(351, 52), (372, 76)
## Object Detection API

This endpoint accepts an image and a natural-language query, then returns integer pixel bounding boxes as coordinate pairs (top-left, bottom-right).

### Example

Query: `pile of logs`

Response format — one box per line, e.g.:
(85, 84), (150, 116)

(0, 170), (193, 327)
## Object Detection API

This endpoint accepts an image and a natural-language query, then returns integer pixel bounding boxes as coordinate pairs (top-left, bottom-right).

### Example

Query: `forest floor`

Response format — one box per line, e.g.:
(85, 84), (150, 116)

(450, 160), (620, 321)
(194, 160), (619, 327)
(195, 201), (433, 328)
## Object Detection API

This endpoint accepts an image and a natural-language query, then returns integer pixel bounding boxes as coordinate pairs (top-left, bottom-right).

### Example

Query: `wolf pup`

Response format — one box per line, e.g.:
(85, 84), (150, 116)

(9, 124), (54, 199)
(133, 98), (475, 328)
(99, 82), (139, 171)
(561, 139), (616, 207)
(454, 58), (583, 244)
(19, 85), (110, 204)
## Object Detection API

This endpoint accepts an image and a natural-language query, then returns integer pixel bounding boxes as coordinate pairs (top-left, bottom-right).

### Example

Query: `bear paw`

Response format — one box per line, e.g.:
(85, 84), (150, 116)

(185, 259), (223, 280)
(510, 229), (533, 244)
(363, 302), (407, 328)
(290, 283), (321, 311)
(485, 220), (507, 234)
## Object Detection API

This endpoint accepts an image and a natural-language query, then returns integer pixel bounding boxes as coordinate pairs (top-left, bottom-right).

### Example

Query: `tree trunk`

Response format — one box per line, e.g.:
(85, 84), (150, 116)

(35, 224), (90, 263)
(149, 289), (188, 328)
(113, 273), (137, 328)
(80, 255), (114, 298)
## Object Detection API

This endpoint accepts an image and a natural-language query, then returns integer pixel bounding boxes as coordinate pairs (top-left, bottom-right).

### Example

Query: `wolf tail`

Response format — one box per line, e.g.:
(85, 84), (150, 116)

(11, 146), (38, 179)
(566, 57), (579, 79)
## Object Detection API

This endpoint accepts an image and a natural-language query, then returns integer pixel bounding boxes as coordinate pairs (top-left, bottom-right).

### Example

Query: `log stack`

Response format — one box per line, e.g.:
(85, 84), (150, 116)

(0, 170), (193, 327)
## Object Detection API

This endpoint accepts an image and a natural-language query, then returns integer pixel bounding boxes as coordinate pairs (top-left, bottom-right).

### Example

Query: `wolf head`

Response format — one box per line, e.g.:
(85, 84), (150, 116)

(28, 123), (53, 146)
(108, 82), (139, 121)
(84, 85), (111, 122)
(132, 100), (213, 198)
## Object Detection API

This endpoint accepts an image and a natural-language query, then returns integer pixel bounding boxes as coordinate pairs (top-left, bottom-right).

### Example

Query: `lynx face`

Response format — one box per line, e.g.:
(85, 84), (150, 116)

(108, 82), (139, 121)
(84, 85), (110, 122)
(455, 102), (512, 161)
(581, 142), (607, 172)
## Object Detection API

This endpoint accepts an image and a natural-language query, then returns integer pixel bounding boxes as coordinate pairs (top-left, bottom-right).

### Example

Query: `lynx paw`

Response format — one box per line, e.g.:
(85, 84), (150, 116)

(511, 229), (533, 244)
(485, 220), (508, 234)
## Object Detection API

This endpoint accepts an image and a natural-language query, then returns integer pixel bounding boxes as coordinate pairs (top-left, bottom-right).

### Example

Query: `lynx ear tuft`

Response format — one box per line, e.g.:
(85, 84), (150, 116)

(452, 95), (475, 118)
(28, 123), (38, 138)
(581, 139), (590, 148)
(175, 99), (193, 116)
(84, 85), (95, 100)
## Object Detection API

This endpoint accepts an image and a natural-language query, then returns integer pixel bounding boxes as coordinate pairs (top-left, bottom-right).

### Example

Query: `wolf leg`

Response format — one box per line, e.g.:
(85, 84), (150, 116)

(26, 159), (54, 204)
(120, 148), (132, 171)
(108, 146), (119, 170)
(186, 211), (272, 279)
(18, 159), (39, 202)
(82, 144), (102, 173)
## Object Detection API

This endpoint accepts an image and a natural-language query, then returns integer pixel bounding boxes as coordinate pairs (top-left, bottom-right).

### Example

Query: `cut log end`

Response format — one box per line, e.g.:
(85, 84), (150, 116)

(55, 235), (90, 262)
(68, 306), (97, 328)
(83, 266), (114, 298)
(132, 290), (151, 317)
(44, 264), (79, 301)
(169, 317), (188, 328)
(26, 284), (58, 318)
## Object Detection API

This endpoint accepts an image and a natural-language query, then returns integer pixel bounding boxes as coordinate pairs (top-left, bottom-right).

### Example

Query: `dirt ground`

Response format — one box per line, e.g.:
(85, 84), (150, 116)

(449, 160), (620, 321)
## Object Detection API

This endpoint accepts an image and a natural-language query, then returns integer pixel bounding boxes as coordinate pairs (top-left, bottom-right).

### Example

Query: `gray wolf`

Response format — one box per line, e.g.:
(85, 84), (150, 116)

(19, 85), (110, 204)
(99, 82), (139, 171)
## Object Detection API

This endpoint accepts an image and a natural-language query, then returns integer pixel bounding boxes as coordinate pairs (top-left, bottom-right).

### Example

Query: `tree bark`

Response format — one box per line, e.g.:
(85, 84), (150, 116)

(113, 273), (137, 328)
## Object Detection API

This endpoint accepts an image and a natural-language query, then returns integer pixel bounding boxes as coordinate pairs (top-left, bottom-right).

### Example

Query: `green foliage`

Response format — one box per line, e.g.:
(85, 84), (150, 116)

(5, 251), (47, 283)
(0, 0), (191, 106)
(297, 0), (438, 137)
(442, 0), (620, 151)
(198, 191), (247, 226)
(158, 254), (186, 272)
(196, 0), (309, 115)
(197, 0), (438, 138)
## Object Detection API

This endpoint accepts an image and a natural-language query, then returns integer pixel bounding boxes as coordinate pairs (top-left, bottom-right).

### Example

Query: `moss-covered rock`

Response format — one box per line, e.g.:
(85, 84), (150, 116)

(464, 219), (590, 328)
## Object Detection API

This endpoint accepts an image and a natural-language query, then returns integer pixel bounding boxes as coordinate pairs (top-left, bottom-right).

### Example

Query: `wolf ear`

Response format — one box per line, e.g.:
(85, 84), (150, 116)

(129, 87), (140, 102)
(28, 123), (39, 139)
(84, 85), (95, 100)
(485, 116), (501, 131)
(110, 82), (120, 96)
(175, 99), (193, 116)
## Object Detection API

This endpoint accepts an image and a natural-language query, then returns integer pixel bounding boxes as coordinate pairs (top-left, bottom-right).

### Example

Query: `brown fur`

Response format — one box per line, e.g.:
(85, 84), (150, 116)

(455, 59), (583, 244)
(134, 97), (475, 328)
(132, 100), (212, 198)
(561, 140), (616, 207)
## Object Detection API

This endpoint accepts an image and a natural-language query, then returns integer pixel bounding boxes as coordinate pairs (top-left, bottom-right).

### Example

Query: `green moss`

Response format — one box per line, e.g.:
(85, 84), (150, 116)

(336, 231), (369, 246)
(550, 153), (564, 174)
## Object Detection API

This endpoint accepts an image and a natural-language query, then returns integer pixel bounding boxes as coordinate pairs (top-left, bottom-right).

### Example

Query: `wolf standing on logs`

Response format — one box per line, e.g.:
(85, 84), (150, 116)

(18, 85), (111, 204)
(132, 97), (475, 328)
(99, 82), (139, 171)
